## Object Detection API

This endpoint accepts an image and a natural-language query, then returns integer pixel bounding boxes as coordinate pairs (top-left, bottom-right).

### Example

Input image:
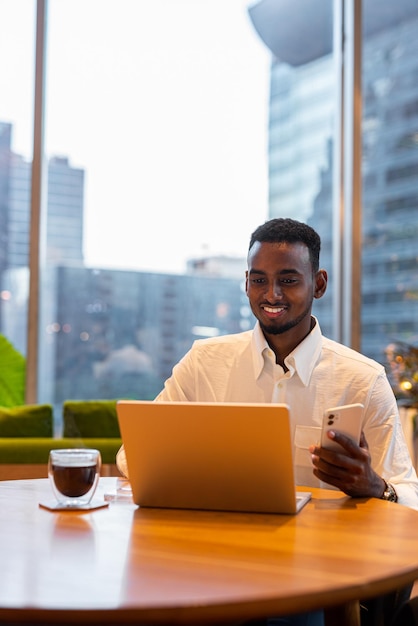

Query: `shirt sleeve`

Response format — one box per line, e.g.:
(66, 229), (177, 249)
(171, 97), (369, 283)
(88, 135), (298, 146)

(116, 444), (128, 478)
(155, 349), (197, 401)
(155, 340), (222, 402)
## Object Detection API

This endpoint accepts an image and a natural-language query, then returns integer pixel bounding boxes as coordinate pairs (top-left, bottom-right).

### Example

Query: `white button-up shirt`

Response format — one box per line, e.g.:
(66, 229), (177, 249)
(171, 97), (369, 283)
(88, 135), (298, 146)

(117, 318), (418, 509)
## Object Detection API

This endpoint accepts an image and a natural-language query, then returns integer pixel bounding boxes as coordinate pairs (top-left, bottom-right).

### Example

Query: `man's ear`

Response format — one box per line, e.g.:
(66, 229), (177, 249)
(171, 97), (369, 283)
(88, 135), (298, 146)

(314, 269), (327, 300)
(245, 270), (249, 295)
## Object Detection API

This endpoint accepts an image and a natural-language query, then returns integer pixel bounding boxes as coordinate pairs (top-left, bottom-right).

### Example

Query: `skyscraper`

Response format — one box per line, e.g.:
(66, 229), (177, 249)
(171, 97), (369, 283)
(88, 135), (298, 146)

(0, 121), (84, 271)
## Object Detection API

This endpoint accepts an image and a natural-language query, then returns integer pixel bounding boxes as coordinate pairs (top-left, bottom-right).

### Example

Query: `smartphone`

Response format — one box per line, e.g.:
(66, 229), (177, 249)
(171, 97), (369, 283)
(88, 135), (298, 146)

(320, 403), (364, 452)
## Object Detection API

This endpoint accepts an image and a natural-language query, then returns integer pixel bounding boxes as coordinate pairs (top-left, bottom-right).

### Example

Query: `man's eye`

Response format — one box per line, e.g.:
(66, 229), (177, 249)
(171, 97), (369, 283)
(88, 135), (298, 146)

(251, 278), (265, 284)
(281, 278), (297, 284)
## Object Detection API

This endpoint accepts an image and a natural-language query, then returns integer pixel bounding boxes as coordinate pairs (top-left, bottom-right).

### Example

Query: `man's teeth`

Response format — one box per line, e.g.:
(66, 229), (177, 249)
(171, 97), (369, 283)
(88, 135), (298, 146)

(263, 306), (284, 313)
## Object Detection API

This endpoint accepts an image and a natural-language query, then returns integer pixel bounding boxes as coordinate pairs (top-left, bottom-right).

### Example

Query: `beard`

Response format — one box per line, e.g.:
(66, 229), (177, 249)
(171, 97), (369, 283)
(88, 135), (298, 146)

(258, 302), (313, 336)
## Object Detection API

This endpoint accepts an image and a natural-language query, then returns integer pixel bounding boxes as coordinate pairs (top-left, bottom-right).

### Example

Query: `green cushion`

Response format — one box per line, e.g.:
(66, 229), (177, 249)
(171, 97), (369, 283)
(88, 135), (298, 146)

(63, 400), (120, 438)
(0, 438), (122, 464)
(0, 404), (53, 437)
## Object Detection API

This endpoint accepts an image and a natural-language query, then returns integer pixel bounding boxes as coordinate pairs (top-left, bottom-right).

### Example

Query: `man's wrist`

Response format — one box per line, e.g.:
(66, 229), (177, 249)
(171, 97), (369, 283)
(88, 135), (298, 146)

(380, 479), (398, 503)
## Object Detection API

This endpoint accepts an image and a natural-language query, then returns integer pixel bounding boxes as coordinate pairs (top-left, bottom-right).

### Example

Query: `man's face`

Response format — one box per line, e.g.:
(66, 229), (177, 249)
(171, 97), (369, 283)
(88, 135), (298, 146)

(245, 241), (325, 340)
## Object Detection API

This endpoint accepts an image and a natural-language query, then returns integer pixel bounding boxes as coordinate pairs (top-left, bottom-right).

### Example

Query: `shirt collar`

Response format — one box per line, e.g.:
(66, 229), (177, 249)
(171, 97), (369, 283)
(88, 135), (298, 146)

(251, 317), (323, 386)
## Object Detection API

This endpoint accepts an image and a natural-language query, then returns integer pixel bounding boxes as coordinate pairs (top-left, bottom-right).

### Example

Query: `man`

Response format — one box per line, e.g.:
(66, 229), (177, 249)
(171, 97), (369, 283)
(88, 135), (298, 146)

(116, 218), (418, 625)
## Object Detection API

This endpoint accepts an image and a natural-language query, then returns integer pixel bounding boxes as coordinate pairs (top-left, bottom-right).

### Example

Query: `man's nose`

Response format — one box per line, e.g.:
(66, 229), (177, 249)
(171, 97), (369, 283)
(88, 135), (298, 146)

(265, 280), (283, 300)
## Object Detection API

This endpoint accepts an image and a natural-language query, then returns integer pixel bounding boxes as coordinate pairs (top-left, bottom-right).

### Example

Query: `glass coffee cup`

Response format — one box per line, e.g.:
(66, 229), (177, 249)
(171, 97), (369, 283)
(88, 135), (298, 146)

(48, 448), (101, 508)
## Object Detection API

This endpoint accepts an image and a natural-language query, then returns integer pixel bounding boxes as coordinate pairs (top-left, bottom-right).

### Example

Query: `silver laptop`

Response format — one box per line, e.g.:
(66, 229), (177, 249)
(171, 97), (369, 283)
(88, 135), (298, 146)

(116, 400), (311, 515)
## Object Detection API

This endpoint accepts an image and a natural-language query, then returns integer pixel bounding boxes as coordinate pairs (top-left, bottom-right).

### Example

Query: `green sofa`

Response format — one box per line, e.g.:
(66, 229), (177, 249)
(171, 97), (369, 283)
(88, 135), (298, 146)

(0, 401), (122, 480)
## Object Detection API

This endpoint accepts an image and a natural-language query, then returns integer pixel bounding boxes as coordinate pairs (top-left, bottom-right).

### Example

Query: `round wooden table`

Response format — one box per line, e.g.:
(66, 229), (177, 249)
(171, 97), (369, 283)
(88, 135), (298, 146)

(0, 477), (418, 625)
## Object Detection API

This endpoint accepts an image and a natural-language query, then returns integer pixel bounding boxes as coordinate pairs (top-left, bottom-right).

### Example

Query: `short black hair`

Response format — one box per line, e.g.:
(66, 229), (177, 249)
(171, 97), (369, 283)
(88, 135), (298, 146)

(248, 218), (321, 273)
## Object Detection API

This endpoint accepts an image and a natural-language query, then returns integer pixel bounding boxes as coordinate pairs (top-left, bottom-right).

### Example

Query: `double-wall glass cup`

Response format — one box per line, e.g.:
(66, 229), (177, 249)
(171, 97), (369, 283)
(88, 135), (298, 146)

(48, 448), (101, 508)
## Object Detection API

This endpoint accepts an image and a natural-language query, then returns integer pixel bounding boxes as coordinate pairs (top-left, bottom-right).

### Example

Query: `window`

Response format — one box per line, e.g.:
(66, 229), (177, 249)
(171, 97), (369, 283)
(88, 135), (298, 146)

(2, 0), (418, 430)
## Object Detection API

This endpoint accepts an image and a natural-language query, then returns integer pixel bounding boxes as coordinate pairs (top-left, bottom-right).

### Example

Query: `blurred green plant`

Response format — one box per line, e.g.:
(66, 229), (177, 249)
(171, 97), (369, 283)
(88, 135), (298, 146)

(0, 334), (25, 407)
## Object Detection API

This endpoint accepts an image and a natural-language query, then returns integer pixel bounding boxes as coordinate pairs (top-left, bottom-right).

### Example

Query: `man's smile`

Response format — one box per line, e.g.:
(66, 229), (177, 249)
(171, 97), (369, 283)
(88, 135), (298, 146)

(261, 305), (287, 317)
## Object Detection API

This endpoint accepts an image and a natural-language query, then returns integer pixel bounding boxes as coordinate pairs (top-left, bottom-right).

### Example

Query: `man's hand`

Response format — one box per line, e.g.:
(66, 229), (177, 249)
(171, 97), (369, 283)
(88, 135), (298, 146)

(309, 430), (386, 498)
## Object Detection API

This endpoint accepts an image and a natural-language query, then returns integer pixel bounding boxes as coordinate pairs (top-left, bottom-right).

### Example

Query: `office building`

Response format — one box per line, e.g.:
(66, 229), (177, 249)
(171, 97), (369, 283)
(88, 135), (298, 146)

(0, 121), (84, 270)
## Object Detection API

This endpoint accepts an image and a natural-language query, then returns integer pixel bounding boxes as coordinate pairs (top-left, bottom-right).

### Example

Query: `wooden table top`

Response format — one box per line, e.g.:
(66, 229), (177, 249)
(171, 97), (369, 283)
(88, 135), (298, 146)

(0, 477), (418, 625)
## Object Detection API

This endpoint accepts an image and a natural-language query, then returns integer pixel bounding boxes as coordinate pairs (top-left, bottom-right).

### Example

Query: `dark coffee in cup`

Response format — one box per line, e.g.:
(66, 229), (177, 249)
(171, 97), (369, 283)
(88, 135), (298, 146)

(51, 463), (97, 497)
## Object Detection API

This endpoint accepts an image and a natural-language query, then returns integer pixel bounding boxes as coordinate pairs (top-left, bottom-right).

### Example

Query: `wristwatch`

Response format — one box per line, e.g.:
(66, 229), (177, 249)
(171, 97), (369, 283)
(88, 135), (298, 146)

(380, 480), (398, 503)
